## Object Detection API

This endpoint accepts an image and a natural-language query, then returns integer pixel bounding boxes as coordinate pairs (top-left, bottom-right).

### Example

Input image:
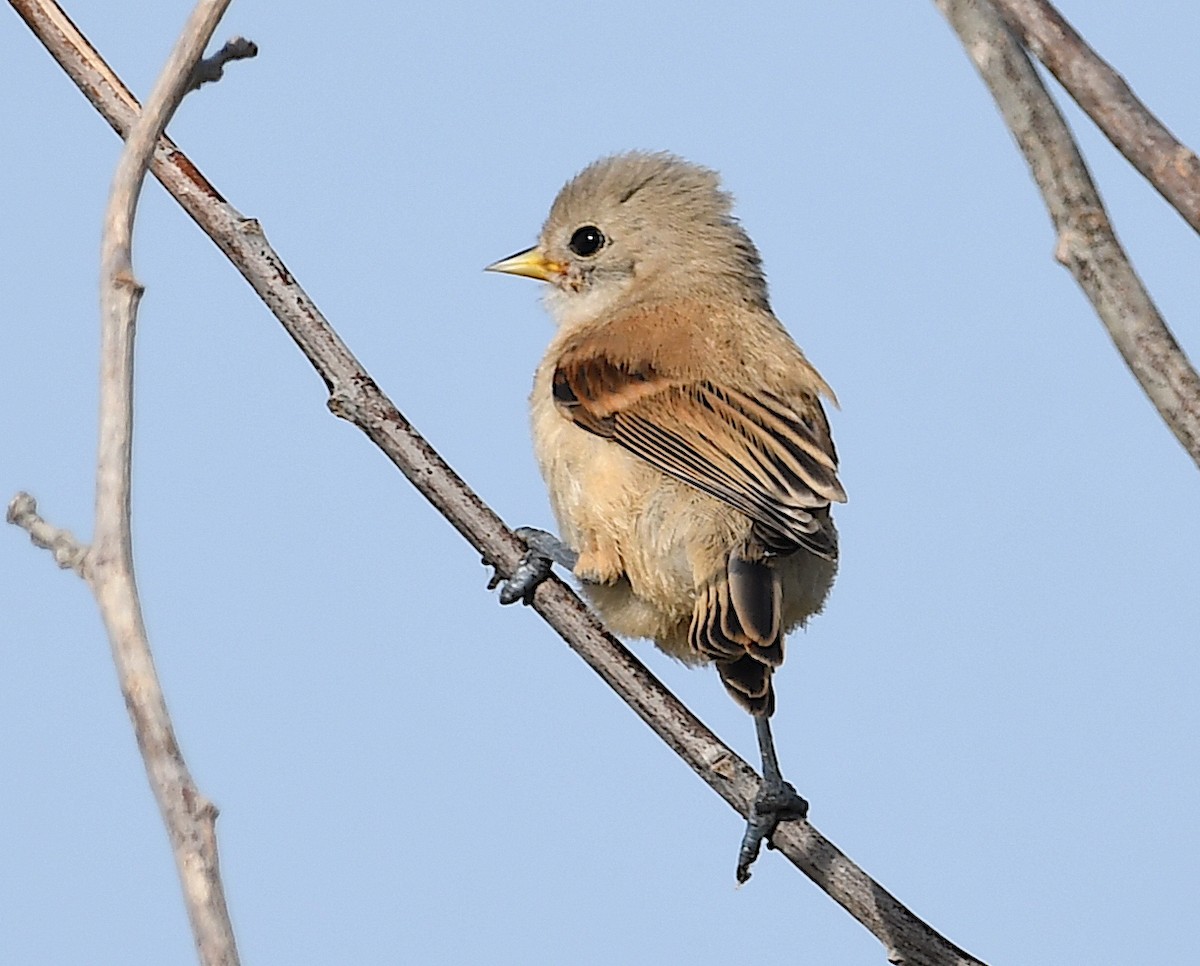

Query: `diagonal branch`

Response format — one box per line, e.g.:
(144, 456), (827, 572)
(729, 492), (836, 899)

(935, 0), (1200, 470)
(10, 1), (986, 963)
(989, 0), (1200, 235)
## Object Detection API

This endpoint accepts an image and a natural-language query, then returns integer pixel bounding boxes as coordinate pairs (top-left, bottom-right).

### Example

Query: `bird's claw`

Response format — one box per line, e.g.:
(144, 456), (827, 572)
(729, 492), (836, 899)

(497, 549), (554, 605)
(736, 780), (808, 884)
(485, 528), (576, 606)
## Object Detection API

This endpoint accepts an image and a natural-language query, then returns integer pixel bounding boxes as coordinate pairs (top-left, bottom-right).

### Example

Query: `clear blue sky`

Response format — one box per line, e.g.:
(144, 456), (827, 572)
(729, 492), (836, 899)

(4, 2), (1199, 963)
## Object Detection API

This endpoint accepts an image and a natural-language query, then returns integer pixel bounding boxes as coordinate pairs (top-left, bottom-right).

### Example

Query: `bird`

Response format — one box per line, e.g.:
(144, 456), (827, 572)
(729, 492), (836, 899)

(485, 151), (845, 882)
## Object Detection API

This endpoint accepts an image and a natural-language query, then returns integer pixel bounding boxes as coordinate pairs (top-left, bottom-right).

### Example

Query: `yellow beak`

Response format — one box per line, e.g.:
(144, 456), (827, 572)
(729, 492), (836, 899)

(485, 246), (563, 282)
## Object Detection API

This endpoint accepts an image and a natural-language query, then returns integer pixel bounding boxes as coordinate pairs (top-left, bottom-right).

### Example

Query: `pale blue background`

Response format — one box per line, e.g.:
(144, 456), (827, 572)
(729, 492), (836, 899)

(3, 3), (1198, 963)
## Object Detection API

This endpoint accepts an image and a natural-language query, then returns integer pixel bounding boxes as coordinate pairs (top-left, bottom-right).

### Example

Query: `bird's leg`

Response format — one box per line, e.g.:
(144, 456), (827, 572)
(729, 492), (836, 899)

(736, 714), (809, 883)
(487, 527), (579, 605)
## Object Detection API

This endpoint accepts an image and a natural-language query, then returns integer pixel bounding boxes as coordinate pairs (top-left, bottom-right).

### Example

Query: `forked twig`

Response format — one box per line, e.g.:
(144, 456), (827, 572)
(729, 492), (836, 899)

(9, 1), (243, 963)
(991, 0), (1200, 234)
(936, 0), (1200, 469)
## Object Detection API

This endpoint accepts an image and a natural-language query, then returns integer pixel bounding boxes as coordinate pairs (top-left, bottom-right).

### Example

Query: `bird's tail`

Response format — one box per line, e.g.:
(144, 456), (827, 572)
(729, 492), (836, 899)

(688, 552), (783, 717)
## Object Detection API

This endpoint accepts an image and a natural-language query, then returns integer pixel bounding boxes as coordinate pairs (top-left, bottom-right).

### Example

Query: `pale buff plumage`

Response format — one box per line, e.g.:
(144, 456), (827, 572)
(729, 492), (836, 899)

(490, 152), (845, 719)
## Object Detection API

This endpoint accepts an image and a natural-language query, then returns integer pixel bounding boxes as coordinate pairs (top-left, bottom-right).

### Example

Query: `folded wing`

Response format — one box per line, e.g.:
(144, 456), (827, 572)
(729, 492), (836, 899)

(552, 355), (845, 560)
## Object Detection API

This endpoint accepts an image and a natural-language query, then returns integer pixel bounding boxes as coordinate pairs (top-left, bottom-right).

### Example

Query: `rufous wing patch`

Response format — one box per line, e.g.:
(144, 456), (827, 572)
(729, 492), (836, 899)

(553, 348), (844, 561)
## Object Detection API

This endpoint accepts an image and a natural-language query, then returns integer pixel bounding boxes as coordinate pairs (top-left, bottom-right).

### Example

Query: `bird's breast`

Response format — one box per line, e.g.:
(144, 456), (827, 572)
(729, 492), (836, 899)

(530, 359), (648, 574)
(529, 356), (738, 637)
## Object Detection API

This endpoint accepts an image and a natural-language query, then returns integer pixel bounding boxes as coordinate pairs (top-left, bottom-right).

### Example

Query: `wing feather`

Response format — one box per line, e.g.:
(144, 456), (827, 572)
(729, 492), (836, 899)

(554, 354), (845, 559)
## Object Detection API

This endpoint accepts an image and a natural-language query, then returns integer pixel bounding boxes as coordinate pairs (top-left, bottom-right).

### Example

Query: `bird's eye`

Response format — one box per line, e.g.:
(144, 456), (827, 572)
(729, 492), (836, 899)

(568, 225), (606, 257)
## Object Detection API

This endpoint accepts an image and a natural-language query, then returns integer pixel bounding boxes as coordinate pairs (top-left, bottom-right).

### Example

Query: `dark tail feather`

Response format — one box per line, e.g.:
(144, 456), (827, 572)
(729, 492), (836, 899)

(727, 554), (783, 666)
(717, 657), (775, 716)
(690, 551), (784, 717)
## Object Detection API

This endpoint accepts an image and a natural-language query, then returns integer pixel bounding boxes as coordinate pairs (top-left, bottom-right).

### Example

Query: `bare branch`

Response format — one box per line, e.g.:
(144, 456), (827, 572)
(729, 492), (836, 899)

(188, 36), (257, 91)
(4, 0), (247, 963)
(94, 1), (241, 957)
(935, 0), (1200, 470)
(10, 1), (986, 963)
(990, 0), (1200, 234)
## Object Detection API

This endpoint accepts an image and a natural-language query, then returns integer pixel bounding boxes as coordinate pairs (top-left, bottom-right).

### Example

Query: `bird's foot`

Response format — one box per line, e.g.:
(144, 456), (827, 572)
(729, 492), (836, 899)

(486, 527), (578, 606)
(735, 776), (808, 884)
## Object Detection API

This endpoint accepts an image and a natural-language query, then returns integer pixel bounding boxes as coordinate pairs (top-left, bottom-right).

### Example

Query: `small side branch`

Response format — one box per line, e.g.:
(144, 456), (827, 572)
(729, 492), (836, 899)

(990, 0), (1200, 234)
(188, 36), (257, 91)
(935, 0), (1200, 470)
(7, 493), (90, 575)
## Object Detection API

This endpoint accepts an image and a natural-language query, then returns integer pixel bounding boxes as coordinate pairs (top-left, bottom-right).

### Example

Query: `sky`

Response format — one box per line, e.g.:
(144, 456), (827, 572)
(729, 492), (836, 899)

(3, 2), (1199, 964)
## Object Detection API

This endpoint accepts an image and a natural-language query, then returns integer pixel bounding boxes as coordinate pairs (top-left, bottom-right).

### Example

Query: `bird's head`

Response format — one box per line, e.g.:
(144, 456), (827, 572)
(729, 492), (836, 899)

(487, 151), (769, 329)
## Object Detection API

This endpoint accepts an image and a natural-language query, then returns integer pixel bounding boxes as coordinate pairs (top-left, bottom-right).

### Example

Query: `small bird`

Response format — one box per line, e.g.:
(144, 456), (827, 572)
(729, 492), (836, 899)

(486, 152), (845, 882)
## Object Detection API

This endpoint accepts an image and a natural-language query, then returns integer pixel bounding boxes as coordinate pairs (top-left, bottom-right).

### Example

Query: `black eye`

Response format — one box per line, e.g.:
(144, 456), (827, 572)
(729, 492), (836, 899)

(568, 225), (606, 257)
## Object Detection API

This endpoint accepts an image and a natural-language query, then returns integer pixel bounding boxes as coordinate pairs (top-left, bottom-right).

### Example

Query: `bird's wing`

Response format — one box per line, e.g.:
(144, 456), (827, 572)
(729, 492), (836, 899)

(552, 354), (846, 559)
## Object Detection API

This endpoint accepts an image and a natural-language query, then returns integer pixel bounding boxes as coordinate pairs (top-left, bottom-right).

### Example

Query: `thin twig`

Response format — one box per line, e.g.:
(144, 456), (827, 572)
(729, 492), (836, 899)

(11, 1), (245, 963)
(990, 0), (1200, 234)
(10, 1), (985, 963)
(935, 0), (1200, 470)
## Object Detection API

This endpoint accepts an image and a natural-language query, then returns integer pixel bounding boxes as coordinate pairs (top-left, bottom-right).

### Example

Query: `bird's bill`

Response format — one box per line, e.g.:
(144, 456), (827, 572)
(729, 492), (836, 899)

(485, 246), (563, 282)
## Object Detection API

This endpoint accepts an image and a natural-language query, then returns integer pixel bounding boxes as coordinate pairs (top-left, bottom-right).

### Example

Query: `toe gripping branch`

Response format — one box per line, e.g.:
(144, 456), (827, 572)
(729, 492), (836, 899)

(736, 714), (809, 883)
(487, 527), (578, 605)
